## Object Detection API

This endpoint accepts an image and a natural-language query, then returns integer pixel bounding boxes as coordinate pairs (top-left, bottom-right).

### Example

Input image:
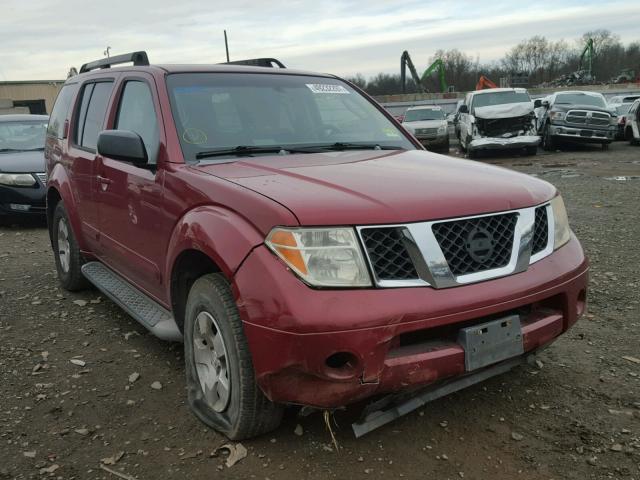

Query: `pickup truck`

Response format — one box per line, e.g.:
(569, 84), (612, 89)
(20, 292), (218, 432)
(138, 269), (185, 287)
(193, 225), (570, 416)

(535, 91), (617, 150)
(45, 52), (588, 439)
(457, 88), (539, 157)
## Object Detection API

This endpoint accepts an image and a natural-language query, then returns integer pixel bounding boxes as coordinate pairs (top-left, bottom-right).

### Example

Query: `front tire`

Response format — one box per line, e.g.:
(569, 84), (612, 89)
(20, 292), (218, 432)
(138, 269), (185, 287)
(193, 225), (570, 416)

(52, 202), (89, 291)
(542, 124), (555, 151)
(184, 273), (283, 440)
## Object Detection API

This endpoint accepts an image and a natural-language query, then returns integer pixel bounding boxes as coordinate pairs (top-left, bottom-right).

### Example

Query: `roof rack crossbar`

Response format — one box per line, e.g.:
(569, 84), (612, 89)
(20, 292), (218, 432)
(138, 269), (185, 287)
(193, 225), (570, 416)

(79, 51), (150, 73)
(222, 58), (286, 68)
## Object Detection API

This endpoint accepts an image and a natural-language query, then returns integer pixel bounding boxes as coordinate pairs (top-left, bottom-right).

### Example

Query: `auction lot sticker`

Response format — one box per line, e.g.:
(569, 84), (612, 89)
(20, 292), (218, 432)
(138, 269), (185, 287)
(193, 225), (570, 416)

(306, 84), (350, 94)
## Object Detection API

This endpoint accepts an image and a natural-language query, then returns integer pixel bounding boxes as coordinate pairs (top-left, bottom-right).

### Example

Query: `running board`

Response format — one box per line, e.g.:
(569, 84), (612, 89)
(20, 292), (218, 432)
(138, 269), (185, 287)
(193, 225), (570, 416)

(351, 355), (531, 438)
(81, 262), (182, 342)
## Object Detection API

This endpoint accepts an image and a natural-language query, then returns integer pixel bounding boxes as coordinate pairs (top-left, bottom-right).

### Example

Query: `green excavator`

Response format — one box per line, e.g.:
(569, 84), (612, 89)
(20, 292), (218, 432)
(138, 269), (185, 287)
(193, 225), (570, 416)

(400, 51), (448, 93)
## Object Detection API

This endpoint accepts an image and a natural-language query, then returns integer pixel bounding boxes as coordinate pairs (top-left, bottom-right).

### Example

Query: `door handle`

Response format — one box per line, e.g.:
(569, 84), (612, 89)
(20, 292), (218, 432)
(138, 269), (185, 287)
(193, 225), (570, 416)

(97, 176), (112, 185)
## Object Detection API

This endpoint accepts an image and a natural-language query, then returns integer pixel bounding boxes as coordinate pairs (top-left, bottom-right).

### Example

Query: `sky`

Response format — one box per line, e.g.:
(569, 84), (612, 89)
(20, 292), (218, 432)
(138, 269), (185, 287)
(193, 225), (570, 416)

(0, 0), (638, 81)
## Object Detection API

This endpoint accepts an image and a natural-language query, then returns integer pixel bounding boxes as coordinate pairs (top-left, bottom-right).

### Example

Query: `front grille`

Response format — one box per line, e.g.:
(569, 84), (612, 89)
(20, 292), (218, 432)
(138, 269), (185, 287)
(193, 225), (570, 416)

(360, 227), (418, 280)
(431, 213), (518, 276)
(416, 127), (438, 136)
(532, 206), (549, 254)
(566, 110), (610, 127)
(35, 173), (47, 185)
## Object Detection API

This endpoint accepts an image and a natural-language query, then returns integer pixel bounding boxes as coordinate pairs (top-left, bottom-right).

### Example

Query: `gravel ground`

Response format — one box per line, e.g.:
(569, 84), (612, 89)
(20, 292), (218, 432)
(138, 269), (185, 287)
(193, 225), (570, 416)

(1, 141), (639, 480)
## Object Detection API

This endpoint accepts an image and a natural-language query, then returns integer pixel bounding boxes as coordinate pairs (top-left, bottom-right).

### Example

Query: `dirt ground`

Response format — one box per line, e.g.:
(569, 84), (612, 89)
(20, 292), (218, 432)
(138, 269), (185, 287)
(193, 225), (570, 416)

(1, 141), (639, 480)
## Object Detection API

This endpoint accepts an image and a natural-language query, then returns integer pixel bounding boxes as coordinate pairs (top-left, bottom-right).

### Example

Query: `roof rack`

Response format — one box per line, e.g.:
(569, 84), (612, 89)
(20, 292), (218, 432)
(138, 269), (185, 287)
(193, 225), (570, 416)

(223, 58), (286, 68)
(79, 51), (150, 73)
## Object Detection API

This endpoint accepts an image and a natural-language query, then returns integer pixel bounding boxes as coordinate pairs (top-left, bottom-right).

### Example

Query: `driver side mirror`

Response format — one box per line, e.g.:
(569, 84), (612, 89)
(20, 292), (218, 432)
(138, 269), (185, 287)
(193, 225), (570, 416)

(97, 130), (148, 167)
(458, 104), (469, 114)
(534, 99), (542, 108)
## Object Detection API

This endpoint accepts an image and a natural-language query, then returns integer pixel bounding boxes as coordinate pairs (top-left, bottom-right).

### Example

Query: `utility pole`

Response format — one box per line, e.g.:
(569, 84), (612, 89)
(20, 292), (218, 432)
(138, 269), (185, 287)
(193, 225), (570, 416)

(224, 31), (230, 62)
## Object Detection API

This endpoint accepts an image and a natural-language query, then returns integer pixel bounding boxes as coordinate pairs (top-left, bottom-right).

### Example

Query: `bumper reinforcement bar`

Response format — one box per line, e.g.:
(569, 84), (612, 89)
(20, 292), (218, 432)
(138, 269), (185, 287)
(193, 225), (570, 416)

(351, 354), (533, 437)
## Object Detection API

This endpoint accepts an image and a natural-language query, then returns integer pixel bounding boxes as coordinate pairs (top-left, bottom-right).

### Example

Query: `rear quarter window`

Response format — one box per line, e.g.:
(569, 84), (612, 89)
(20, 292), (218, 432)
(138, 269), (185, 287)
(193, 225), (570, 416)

(74, 81), (114, 151)
(47, 84), (76, 139)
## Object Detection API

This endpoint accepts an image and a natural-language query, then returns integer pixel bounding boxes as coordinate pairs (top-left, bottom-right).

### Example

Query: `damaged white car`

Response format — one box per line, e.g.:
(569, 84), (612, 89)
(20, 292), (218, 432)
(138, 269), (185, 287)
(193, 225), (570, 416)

(458, 88), (539, 157)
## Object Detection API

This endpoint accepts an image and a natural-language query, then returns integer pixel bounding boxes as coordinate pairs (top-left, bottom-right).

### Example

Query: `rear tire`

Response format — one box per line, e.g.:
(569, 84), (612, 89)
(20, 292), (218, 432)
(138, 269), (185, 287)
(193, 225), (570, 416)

(52, 202), (89, 291)
(184, 273), (283, 440)
(525, 146), (537, 156)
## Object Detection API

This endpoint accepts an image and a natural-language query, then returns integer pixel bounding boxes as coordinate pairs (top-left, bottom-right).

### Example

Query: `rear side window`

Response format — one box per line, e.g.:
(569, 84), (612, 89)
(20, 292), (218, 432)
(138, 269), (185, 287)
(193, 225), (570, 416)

(47, 85), (75, 138)
(115, 81), (160, 164)
(75, 81), (114, 151)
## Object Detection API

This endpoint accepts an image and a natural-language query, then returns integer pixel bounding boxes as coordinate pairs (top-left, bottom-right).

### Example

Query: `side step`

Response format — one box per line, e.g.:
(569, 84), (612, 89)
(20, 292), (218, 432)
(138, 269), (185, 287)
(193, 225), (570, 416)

(351, 355), (531, 438)
(81, 262), (182, 342)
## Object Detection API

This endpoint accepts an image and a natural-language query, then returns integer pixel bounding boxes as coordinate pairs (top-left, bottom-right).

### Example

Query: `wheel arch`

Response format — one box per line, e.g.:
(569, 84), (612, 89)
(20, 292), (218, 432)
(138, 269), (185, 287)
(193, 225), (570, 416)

(165, 205), (269, 333)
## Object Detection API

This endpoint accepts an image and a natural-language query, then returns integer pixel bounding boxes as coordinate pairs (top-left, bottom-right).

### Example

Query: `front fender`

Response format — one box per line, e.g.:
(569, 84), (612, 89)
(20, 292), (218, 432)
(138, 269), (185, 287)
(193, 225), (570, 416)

(163, 205), (268, 297)
(47, 163), (88, 251)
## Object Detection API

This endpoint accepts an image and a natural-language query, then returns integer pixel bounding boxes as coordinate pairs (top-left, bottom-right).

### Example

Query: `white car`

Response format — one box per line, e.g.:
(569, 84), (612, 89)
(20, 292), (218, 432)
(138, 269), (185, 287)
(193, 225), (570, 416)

(625, 98), (640, 145)
(457, 88), (539, 157)
(402, 105), (449, 152)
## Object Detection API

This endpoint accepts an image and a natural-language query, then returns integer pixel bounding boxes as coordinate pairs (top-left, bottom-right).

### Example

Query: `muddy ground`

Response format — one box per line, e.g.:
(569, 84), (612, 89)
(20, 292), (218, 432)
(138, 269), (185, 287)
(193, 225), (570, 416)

(1, 141), (639, 480)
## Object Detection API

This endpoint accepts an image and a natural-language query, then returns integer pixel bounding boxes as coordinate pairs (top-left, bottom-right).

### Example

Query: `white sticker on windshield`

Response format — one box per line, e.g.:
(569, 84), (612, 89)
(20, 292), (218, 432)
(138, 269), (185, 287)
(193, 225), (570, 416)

(306, 84), (350, 94)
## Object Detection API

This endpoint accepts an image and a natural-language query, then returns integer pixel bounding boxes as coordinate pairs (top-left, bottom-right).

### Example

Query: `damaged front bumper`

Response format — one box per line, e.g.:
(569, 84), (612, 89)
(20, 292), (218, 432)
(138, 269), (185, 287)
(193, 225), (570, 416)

(468, 135), (540, 151)
(234, 237), (588, 409)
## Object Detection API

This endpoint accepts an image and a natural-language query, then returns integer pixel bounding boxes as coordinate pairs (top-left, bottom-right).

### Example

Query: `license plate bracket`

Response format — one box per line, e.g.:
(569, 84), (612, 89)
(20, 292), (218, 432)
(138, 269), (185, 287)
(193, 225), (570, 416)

(458, 315), (524, 371)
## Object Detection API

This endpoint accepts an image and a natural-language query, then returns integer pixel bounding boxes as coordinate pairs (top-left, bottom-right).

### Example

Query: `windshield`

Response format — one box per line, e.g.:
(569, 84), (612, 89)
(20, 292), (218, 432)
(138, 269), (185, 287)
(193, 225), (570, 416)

(403, 109), (445, 122)
(166, 73), (414, 161)
(0, 120), (48, 152)
(616, 104), (632, 115)
(555, 93), (606, 108)
(472, 91), (531, 109)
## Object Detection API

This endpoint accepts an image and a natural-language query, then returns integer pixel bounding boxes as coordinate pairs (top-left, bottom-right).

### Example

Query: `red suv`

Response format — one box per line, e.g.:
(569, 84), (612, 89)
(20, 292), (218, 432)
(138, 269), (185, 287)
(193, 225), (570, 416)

(45, 52), (588, 440)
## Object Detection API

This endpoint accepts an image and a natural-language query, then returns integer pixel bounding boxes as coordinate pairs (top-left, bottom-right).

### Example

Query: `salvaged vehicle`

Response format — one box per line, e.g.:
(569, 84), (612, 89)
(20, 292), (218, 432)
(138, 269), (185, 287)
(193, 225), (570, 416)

(402, 105), (449, 152)
(457, 88), (539, 157)
(535, 91), (616, 150)
(0, 114), (49, 220)
(626, 99), (640, 145)
(45, 52), (588, 439)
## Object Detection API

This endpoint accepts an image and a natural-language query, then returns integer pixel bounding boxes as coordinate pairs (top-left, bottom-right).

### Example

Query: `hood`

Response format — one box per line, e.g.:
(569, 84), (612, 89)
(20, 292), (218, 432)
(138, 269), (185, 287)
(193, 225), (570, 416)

(474, 102), (534, 119)
(193, 150), (555, 226)
(403, 119), (447, 131)
(0, 150), (45, 173)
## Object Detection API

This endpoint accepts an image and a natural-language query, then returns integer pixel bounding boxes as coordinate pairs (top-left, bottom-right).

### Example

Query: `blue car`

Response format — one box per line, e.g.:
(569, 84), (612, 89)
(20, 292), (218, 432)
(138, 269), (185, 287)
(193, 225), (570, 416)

(0, 114), (49, 221)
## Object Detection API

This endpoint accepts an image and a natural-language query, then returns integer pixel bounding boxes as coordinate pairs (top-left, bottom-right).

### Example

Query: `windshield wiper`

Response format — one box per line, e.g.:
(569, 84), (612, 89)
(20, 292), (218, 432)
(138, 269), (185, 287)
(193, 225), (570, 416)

(293, 143), (404, 152)
(0, 147), (44, 153)
(196, 145), (295, 160)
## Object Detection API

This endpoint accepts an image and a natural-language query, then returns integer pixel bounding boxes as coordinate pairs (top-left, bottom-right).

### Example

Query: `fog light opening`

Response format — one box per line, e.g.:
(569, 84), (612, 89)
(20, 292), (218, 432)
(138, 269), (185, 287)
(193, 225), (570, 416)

(324, 352), (359, 379)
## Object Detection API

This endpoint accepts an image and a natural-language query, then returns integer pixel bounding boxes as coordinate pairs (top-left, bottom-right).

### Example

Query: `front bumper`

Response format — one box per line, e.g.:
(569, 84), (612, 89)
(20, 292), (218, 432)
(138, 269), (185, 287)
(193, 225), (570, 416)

(415, 134), (449, 148)
(549, 124), (615, 143)
(234, 236), (588, 408)
(468, 135), (540, 151)
(0, 183), (46, 217)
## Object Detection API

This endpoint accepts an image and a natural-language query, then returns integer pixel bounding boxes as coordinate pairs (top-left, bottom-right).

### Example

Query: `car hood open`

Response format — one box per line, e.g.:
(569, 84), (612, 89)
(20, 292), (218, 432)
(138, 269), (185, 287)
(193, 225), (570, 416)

(0, 150), (45, 173)
(193, 149), (555, 226)
(474, 102), (534, 119)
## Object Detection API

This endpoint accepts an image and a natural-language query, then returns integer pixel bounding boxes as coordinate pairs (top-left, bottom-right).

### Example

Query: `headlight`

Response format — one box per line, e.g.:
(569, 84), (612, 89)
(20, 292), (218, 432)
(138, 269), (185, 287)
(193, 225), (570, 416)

(266, 227), (371, 287)
(549, 111), (565, 122)
(550, 195), (571, 250)
(438, 125), (447, 134)
(0, 173), (37, 187)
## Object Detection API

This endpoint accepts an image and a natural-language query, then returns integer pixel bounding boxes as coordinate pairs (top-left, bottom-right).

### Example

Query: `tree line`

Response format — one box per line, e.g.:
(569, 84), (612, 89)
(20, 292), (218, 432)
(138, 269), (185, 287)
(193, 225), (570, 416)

(346, 30), (640, 95)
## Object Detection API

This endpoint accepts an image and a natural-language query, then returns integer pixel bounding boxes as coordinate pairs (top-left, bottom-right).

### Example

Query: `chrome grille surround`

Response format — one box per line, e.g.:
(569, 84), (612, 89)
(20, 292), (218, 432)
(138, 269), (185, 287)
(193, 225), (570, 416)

(357, 203), (554, 289)
(565, 109), (610, 127)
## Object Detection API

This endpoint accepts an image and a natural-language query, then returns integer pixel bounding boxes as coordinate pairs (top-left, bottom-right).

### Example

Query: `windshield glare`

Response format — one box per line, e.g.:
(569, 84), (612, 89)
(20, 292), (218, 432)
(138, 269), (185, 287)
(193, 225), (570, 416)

(167, 73), (414, 161)
(403, 109), (444, 122)
(555, 93), (606, 108)
(0, 121), (48, 152)
(472, 91), (531, 109)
